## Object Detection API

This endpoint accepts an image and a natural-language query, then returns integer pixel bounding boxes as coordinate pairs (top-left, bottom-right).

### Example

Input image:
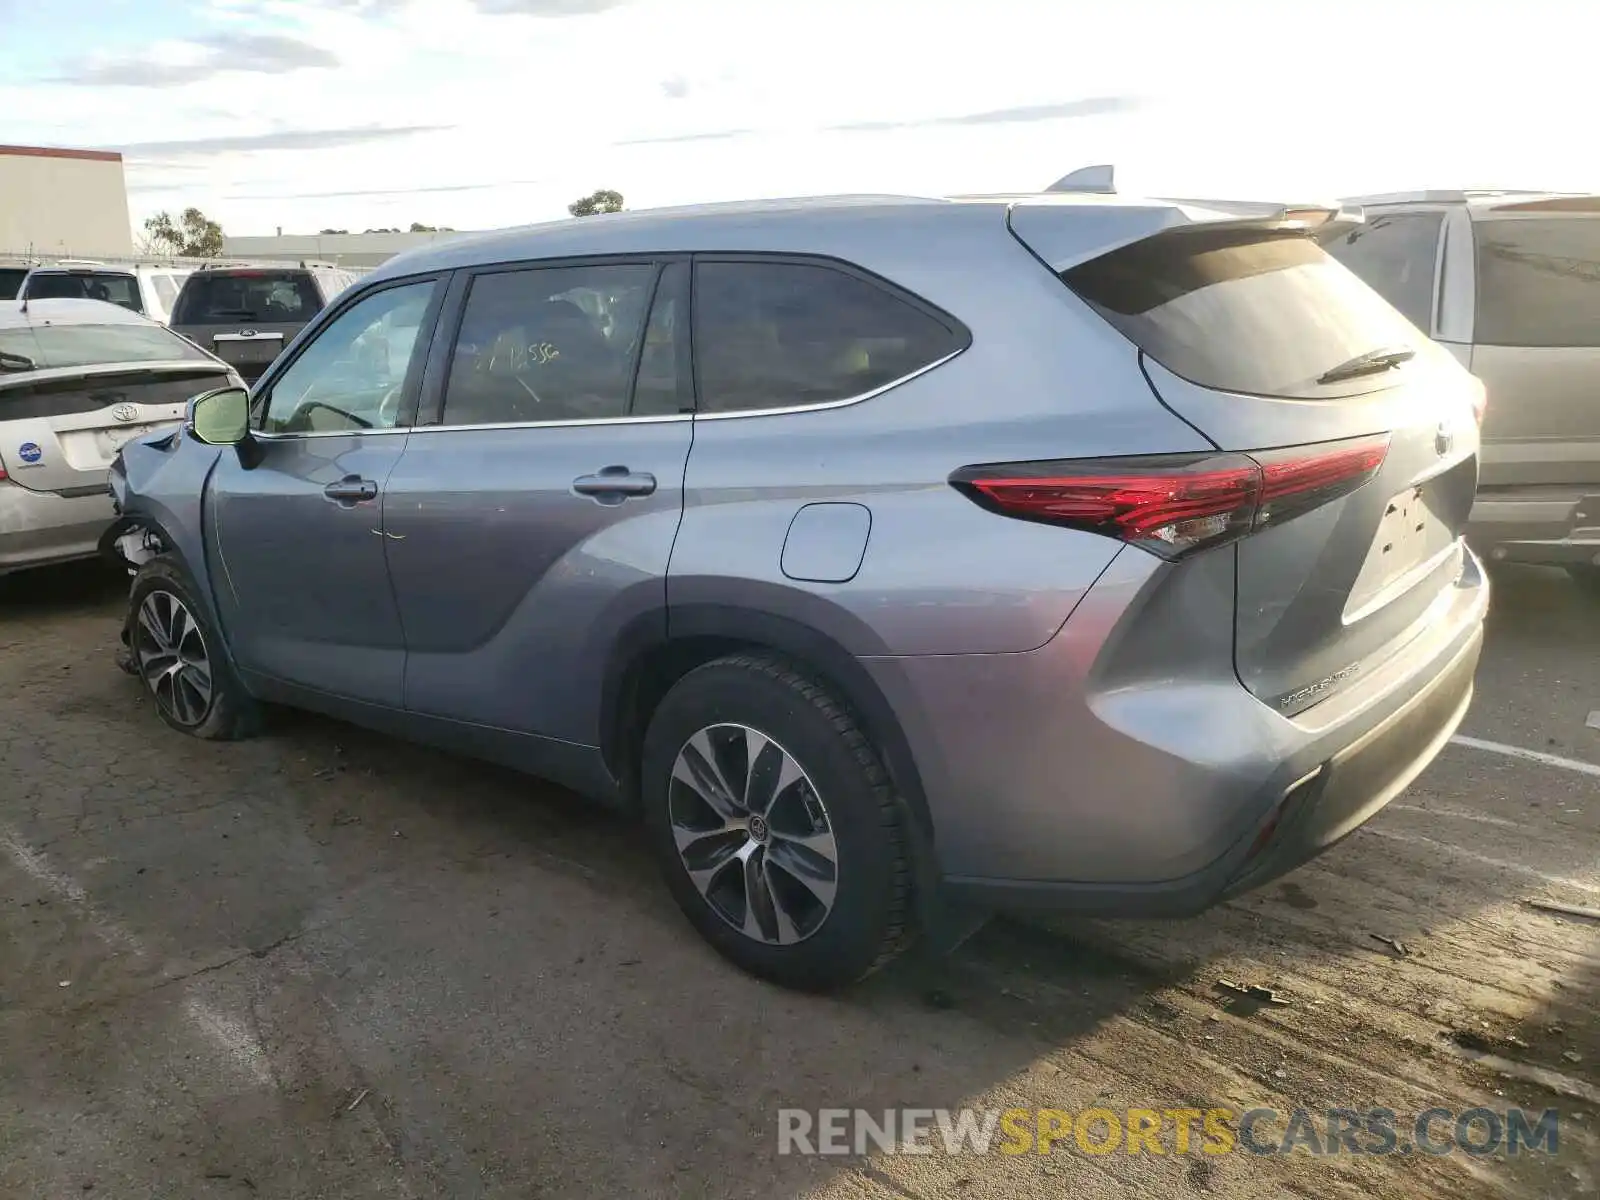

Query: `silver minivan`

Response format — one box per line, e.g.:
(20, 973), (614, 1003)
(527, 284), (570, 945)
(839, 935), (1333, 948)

(1321, 190), (1600, 596)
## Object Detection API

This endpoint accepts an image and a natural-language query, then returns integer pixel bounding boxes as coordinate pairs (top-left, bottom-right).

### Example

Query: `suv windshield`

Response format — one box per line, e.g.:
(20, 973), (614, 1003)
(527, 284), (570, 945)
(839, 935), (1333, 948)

(0, 323), (210, 370)
(1474, 217), (1600, 347)
(173, 271), (321, 324)
(25, 271), (144, 313)
(1062, 228), (1426, 398)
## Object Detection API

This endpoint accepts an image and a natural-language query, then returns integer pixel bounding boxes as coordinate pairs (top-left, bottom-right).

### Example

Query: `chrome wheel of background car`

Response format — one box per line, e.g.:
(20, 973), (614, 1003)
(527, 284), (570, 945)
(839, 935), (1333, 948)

(668, 723), (839, 946)
(134, 590), (214, 728)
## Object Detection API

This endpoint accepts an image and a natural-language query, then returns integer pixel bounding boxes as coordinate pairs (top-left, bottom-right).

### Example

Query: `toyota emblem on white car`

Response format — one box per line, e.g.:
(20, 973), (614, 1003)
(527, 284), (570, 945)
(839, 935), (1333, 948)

(111, 404), (139, 423)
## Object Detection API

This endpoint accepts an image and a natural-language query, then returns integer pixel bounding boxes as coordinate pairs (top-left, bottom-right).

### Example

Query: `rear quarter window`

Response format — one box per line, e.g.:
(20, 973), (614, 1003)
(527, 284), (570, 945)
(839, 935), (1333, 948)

(0, 268), (28, 300)
(1318, 212), (1442, 330)
(692, 259), (965, 413)
(1473, 217), (1600, 347)
(1062, 229), (1427, 399)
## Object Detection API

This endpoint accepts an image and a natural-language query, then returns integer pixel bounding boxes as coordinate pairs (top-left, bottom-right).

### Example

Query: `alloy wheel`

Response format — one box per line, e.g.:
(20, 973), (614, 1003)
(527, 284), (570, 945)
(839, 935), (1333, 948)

(668, 723), (839, 945)
(134, 590), (214, 728)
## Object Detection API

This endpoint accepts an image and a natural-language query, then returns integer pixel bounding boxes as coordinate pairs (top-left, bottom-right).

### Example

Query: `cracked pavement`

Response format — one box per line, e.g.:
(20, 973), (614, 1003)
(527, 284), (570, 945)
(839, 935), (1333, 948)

(0, 560), (1596, 1199)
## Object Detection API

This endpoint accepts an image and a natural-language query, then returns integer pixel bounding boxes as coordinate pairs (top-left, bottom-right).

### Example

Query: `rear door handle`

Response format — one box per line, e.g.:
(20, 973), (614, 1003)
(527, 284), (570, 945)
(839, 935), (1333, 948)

(572, 466), (657, 500)
(324, 476), (378, 504)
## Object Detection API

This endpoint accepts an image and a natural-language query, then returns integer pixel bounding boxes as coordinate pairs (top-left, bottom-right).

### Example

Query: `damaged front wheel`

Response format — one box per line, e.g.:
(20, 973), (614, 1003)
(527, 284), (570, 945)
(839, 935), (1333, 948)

(126, 556), (259, 740)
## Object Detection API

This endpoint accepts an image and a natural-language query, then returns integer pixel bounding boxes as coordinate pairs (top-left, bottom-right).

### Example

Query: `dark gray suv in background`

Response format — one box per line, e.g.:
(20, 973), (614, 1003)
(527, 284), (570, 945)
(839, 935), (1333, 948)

(105, 186), (1489, 990)
(168, 262), (361, 383)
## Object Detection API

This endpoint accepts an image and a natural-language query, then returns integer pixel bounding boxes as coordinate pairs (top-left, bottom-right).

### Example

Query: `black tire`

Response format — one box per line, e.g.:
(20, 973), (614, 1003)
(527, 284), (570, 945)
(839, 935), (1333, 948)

(126, 556), (258, 740)
(1568, 565), (1600, 601)
(640, 654), (915, 991)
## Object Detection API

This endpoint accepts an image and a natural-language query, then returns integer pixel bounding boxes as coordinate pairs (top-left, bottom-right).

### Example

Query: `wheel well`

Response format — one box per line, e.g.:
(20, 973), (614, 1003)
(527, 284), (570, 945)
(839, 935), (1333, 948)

(603, 631), (933, 846)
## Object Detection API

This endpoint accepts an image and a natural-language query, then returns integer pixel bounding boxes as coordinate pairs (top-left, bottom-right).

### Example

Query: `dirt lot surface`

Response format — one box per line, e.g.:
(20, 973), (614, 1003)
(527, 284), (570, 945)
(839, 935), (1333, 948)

(1, 561), (1595, 1199)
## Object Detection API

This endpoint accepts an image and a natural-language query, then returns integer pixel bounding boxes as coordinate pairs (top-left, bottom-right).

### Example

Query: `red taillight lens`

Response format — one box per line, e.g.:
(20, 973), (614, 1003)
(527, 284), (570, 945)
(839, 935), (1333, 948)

(951, 433), (1390, 560)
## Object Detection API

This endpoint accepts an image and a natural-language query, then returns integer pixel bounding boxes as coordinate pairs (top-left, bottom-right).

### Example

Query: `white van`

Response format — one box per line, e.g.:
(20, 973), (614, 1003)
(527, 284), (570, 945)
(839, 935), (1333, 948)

(18, 262), (195, 325)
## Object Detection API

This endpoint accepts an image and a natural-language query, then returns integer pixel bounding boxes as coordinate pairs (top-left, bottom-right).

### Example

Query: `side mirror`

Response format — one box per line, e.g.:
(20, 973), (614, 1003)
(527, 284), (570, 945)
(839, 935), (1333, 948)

(186, 386), (250, 446)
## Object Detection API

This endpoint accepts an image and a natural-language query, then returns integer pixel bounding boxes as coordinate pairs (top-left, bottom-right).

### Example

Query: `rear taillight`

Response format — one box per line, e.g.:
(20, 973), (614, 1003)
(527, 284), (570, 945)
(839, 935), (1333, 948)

(951, 433), (1390, 560)
(1469, 379), (1487, 425)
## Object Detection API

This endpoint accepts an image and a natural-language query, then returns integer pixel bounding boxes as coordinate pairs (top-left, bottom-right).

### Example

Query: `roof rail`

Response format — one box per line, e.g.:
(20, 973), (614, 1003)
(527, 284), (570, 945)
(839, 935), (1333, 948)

(1045, 165), (1116, 194)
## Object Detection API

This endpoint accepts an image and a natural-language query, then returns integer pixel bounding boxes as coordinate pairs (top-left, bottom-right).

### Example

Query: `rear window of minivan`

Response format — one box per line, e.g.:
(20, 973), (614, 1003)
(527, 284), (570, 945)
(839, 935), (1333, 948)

(1474, 217), (1600, 347)
(26, 271), (144, 313)
(1061, 228), (1425, 399)
(172, 271), (321, 325)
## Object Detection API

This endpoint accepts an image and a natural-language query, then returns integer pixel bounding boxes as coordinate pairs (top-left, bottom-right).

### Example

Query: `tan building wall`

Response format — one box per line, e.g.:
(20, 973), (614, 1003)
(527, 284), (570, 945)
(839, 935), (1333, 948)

(0, 145), (134, 258)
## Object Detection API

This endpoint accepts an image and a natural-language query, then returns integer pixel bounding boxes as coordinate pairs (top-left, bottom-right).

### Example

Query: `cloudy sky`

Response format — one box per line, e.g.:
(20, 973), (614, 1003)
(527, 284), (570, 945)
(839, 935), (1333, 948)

(4, 0), (1595, 237)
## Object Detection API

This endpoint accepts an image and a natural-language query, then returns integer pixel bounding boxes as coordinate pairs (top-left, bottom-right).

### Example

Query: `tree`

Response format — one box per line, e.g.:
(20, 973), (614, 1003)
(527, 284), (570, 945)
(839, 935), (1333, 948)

(409, 222), (454, 233)
(568, 189), (624, 218)
(319, 228), (350, 235)
(144, 207), (224, 257)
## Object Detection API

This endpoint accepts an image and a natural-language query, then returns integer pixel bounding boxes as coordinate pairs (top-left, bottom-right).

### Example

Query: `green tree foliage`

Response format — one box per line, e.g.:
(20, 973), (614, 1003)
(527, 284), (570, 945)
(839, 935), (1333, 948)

(567, 189), (624, 217)
(144, 207), (224, 257)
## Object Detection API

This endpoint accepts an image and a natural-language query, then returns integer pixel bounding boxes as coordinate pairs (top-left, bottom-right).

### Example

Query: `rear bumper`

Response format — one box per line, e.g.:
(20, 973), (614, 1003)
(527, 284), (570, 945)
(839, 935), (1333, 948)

(1467, 488), (1600, 568)
(0, 482), (115, 574)
(864, 545), (1489, 918)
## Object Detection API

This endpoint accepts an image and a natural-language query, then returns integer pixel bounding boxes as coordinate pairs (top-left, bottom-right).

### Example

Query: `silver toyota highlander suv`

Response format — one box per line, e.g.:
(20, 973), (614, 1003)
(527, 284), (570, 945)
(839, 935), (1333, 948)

(103, 182), (1489, 990)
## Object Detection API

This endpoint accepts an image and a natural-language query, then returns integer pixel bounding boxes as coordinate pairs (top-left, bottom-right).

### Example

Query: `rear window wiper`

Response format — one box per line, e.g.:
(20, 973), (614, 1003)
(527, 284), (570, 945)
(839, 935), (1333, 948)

(0, 350), (36, 372)
(1317, 345), (1416, 385)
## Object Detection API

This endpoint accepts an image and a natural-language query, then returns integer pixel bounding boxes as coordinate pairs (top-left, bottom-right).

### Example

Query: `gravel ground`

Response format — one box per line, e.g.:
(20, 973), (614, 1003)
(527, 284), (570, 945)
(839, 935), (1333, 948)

(0, 560), (1595, 1199)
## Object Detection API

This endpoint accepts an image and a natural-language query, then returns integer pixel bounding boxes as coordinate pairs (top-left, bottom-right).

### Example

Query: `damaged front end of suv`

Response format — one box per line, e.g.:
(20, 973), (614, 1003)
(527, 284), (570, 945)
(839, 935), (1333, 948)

(100, 409), (228, 673)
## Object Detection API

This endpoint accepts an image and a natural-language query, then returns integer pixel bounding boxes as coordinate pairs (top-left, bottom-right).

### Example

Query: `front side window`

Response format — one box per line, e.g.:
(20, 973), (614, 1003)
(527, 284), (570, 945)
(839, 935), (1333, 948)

(693, 260), (962, 414)
(1474, 217), (1600, 347)
(259, 280), (436, 434)
(441, 263), (656, 426)
(1319, 212), (1443, 330)
(27, 272), (144, 313)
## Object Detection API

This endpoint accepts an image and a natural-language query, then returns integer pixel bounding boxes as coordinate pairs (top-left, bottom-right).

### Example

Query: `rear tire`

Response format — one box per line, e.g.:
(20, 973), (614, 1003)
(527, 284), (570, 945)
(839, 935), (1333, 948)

(640, 654), (915, 991)
(1567, 565), (1600, 601)
(127, 556), (258, 740)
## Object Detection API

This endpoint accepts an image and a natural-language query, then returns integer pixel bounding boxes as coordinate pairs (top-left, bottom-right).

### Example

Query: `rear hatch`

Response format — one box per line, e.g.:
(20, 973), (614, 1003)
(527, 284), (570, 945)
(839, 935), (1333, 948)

(0, 322), (232, 498)
(1008, 201), (1483, 715)
(170, 269), (323, 380)
(1465, 203), (1600, 490)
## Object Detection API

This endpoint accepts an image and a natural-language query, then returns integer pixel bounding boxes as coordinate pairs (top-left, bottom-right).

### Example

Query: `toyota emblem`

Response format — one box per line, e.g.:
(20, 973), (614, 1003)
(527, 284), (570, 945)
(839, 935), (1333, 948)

(1434, 422), (1453, 457)
(239, 328), (258, 338)
(111, 403), (139, 423)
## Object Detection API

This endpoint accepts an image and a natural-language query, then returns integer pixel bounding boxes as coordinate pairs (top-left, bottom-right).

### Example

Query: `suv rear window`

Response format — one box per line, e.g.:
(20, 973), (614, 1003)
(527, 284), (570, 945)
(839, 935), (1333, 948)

(172, 271), (322, 325)
(1474, 217), (1600, 347)
(1062, 228), (1424, 399)
(0, 322), (210, 370)
(25, 271), (144, 313)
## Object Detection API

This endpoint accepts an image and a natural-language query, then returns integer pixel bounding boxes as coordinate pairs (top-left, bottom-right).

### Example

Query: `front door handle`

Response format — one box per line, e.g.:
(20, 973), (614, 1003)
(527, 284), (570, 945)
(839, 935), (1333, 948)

(572, 466), (657, 500)
(324, 476), (378, 504)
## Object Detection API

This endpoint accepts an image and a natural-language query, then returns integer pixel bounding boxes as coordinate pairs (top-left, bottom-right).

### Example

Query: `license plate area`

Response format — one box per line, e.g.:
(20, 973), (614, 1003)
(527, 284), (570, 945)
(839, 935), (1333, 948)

(213, 333), (283, 365)
(1345, 477), (1462, 620)
(60, 422), (180, 469)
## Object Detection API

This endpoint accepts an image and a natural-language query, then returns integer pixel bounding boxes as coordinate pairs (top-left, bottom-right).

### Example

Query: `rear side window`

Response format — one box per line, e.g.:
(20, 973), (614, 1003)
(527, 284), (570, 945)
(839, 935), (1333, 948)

(1319, 212), (1442, 330)
(1474, 218), (1600, 347)
(0, 268), (28, 300)
(0, 322), (209, 370)
(1063, 229), (1424, 399)
(26, 272), (144, 313)
(172, 271), (321, 325)
(692, 260), (963, 414)
(441, 263), (657, 425)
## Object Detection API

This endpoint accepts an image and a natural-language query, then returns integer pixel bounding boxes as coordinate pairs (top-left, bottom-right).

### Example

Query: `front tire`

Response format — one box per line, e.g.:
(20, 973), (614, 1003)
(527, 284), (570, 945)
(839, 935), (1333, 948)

(640, 654), (915, 991)
(127, 556), (257, 740)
